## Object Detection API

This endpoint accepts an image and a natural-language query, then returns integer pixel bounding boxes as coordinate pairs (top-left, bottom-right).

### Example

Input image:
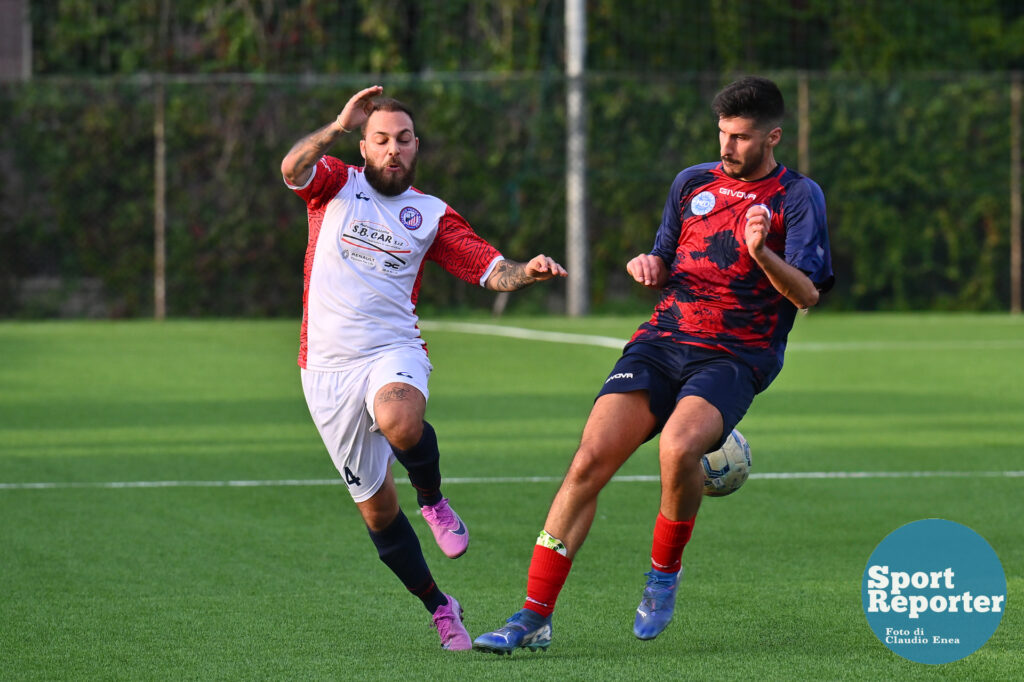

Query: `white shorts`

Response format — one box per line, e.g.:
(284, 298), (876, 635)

(301, 347), (432, 503)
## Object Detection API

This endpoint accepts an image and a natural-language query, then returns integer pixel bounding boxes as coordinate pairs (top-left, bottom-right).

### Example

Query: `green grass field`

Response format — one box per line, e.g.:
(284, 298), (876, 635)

(1, 314), (1022, 680)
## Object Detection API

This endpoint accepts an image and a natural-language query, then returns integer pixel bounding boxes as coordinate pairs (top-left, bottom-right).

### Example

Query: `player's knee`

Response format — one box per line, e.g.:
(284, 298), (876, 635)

(564, 445), (617, 495)
(658, 440), (704, 478)
(378, 413), (424, 451)
(384, 422), (423, 451)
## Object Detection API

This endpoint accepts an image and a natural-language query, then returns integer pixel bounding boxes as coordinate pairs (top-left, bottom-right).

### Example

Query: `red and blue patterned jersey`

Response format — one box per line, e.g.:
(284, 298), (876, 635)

(630, 161), (833, 389)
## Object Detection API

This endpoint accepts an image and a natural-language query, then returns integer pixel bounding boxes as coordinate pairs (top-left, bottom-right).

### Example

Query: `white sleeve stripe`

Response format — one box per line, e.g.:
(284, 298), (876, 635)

(284, 161), (317, 190)
(479, 255), (504, 287)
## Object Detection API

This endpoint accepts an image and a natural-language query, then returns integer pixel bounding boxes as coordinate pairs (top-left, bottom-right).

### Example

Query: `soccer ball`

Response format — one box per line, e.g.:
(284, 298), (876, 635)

(702, 429), (752, 497)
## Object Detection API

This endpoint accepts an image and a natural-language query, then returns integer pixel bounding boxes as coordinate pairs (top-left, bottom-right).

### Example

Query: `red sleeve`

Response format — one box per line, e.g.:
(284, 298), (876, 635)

(289, 156), (351, 210)
(426, 206), (502, 286)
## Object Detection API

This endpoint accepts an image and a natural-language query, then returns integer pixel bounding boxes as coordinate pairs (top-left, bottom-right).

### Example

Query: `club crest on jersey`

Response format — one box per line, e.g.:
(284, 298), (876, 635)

(399, 206), (423, 230)
(691, 191), (716, 216)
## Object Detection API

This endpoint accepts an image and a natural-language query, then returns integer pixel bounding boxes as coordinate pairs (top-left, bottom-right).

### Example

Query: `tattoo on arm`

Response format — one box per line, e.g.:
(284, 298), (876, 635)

(283, 123), (344, 182)
(487, 260), (535, 291)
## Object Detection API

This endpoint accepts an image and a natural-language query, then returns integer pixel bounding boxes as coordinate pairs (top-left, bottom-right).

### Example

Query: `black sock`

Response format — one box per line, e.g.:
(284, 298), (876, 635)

(390, 421), (443, 507)
(367, 510), (447, 614)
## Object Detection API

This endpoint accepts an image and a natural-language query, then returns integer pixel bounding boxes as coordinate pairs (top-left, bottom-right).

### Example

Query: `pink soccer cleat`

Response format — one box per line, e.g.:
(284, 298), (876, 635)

(421, 498), (469, 558)
(432, 594), (472, 650)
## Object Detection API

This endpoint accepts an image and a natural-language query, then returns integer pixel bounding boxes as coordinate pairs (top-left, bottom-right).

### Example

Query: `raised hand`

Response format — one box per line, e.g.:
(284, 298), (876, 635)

(336, 85), (385, 133)
(744, 204), (771, 256)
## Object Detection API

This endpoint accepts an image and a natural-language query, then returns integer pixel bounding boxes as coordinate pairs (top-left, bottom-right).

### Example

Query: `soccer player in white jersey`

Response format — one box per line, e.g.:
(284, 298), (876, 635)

(280, 86), (567, 651)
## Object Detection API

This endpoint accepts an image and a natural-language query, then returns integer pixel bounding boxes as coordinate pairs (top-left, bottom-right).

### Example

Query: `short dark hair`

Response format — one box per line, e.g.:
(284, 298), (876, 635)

(362, 97), (416, 137)
(711, 77), (784, 131)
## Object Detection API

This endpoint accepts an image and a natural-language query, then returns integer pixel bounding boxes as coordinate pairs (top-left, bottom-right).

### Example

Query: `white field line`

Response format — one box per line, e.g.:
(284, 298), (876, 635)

(418, 320), (626, 349)
(5, 324), (1020, 492)
(1, 470), (1022, 491)
(418, 320), (1024, 352)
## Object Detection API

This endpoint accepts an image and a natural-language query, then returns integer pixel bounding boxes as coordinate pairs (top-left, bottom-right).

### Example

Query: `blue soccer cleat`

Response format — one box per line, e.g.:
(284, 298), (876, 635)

(633, 568), (682, 640)
(472, 608), (552, 655)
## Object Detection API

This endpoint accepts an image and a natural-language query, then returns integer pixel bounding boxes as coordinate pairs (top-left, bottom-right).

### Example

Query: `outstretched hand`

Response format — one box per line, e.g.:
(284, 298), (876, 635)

(524, 254), (568, 281)
(336, 85), (384, 133)
(626, 253), (668, 288)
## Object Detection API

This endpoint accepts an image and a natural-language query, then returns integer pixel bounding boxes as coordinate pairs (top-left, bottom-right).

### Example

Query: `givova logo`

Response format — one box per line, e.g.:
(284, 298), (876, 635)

(861, 519), (1006, 664)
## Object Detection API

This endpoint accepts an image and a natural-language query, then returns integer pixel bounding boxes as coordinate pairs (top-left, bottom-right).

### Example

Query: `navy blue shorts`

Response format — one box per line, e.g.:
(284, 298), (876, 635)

(595, 340), (758, 449)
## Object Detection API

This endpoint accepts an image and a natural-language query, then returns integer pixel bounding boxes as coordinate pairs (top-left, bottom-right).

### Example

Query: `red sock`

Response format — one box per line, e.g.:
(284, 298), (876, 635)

(650, 512), (695, 573)
(523, 545), (572, 618)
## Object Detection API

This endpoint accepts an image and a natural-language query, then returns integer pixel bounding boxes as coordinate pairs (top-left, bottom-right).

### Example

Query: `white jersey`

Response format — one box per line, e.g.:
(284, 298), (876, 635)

(286, 156), (503, 370)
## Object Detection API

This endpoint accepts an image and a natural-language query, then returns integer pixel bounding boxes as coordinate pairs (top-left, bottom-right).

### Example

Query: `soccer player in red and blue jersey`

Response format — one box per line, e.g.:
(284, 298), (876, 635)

(474, 76), (833, 653)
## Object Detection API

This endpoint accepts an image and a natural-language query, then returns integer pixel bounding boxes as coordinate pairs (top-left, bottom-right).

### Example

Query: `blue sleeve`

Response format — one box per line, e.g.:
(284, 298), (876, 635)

(782, 177), (833, 290)
(649, 171), (689, 264)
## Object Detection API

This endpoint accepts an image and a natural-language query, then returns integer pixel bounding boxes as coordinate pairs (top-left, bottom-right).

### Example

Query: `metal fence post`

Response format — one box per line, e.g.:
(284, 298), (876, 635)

(798, 71), (810, 176)
(154, 78), (167, 320)
(565, 0), (588, 316)
(1012, 72), (1021, 314)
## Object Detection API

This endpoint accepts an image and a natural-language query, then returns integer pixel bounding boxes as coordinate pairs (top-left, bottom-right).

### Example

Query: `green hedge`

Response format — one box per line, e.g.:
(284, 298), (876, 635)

(0, 72), (1017, 316)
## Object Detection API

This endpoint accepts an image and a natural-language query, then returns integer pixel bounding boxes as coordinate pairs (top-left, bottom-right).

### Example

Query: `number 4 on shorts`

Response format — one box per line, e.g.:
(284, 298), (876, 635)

(344, 467), (362, 487)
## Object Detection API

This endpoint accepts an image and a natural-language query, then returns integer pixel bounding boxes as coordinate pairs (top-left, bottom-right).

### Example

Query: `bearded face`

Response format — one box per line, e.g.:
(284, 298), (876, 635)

(360, 110), (419, 196)
(363, 152), (418, 196)
(718, 116), (780, 181)
(720, 140), (767, 180)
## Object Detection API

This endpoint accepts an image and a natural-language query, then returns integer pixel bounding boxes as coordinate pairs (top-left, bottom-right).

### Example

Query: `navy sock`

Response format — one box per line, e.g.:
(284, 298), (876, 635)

(390, 421), (443, 507)
(367, 510), (447, 614)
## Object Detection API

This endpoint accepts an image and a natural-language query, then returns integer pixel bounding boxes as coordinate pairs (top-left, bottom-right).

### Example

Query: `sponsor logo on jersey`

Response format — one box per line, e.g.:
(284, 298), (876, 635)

(719, 187), (757, 200)
(355, 191), (370, 201)
(605, 372), (634, 383)
(399, 206), (423, 230)
(341, 220), (411, 267)
(348, 251), (376, 267)
(690, 191), (716, 215)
